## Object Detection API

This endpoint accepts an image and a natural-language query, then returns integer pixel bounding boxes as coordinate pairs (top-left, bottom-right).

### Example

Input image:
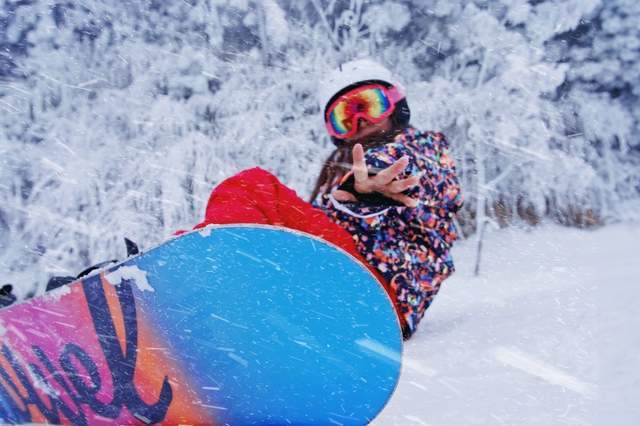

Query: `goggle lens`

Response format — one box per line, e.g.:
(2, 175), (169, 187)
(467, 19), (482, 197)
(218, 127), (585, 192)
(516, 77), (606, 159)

(325, 84), (401, 139)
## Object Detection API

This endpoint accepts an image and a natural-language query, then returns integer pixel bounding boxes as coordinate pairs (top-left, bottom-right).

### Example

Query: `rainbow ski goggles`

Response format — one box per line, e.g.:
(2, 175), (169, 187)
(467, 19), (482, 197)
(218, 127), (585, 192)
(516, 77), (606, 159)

(325, 83), (405, 139)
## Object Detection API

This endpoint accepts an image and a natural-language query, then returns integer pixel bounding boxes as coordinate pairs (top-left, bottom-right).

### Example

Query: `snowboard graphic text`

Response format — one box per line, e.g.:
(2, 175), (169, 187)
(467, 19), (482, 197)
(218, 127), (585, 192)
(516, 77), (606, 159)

(0, 276), (172, 425)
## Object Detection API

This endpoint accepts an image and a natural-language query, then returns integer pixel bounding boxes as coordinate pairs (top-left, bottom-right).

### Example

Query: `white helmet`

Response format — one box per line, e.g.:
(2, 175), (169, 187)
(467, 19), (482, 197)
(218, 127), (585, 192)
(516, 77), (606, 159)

(317, 58), (405, 114)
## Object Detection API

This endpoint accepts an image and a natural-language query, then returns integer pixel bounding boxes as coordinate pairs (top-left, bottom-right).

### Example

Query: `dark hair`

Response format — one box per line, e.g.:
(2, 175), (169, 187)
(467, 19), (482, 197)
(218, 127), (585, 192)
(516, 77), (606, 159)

(309, 80), (411, 203)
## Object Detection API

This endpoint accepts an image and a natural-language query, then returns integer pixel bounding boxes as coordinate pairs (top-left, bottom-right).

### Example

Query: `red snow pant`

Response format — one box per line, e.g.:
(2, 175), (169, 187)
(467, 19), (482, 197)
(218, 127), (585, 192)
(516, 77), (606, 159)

(177, 167), (407, 333)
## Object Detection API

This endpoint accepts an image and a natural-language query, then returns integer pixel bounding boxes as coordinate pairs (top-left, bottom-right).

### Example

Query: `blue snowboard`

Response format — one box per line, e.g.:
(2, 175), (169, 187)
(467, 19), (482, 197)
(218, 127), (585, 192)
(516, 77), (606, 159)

(0, 225), (403, 425)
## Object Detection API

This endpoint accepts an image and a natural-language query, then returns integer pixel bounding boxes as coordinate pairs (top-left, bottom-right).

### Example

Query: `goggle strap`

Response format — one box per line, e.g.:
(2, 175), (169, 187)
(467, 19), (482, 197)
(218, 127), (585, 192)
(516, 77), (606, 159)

(385, 84), (405, 105)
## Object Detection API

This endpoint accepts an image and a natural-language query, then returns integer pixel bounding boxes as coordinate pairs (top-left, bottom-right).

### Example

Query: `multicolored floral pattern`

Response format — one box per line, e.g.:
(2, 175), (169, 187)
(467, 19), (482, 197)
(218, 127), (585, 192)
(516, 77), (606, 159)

(313, 127), (463, 338)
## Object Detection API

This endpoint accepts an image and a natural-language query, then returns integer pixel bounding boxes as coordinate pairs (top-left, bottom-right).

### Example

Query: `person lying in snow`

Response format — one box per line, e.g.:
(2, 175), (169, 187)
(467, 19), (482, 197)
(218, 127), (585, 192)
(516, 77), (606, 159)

(174, 58), (463, 339)
(309, 59), (464, 337)
(30, 58), (462, 340)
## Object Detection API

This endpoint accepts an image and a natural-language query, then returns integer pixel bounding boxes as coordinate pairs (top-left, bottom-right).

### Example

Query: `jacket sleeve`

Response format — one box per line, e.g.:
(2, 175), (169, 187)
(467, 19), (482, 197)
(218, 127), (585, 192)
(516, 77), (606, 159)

(410, 132), (463, 216)
(327, 131), (463, 220)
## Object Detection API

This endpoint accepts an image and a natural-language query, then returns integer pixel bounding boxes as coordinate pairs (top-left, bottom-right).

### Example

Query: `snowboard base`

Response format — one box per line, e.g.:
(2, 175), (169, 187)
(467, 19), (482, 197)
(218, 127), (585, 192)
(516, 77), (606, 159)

(0, 225), (403, 424)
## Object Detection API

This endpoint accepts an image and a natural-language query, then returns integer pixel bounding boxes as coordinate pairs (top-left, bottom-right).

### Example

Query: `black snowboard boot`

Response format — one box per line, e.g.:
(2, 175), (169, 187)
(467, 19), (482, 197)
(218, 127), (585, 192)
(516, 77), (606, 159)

(0, 284), (16, 308)
(46, 237), (140, 291)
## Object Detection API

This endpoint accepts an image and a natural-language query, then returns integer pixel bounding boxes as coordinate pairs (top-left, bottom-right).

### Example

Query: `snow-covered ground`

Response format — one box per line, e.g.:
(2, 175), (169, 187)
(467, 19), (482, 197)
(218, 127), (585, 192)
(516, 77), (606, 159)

(375, 224), (640, 426)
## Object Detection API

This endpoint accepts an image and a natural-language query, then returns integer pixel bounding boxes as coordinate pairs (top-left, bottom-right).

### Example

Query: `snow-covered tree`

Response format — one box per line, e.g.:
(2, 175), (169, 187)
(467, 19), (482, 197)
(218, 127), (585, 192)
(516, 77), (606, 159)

(0, 0), (638, 291)
(548, 0), (640, 222)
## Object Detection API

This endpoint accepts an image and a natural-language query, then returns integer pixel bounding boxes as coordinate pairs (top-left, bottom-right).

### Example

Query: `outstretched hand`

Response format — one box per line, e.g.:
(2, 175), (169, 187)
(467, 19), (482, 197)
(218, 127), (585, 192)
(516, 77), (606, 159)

(332, 143), (421, 207)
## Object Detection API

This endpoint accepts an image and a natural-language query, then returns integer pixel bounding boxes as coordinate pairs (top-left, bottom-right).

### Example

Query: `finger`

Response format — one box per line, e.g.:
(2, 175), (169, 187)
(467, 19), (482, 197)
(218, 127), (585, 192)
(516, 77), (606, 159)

(331, 189), (358, 202)
(352, 144), (375, 194)
(375, 156), (410, 185)
(351, 144), (368, 183)
(387, 193), (419, 208)
(386, 174), (422, 194)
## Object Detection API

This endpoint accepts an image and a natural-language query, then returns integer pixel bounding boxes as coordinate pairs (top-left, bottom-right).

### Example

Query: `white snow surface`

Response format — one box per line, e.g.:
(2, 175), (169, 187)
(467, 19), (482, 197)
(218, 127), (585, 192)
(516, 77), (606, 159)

(375, 223), (640, 426)
(105, 265), (154, 293)
(198, 224), (215, 238)
(40, 282), (73, 302)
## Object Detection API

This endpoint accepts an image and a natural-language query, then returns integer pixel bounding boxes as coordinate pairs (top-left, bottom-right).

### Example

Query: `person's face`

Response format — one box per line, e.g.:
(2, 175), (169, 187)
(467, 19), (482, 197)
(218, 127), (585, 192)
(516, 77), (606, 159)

(346, 116), (393, 143)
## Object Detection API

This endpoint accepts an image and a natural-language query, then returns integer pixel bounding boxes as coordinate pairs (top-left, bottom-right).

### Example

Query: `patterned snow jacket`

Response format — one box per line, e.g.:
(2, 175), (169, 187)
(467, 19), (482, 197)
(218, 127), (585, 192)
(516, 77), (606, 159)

(312, 127), (463, 338)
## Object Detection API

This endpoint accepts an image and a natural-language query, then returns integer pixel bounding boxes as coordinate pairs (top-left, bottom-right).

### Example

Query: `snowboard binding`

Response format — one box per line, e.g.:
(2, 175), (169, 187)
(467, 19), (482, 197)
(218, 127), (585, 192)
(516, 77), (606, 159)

(0, 284), (16, 308)
(0, 237), (142, 309)
(46, 237), (140, 291)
